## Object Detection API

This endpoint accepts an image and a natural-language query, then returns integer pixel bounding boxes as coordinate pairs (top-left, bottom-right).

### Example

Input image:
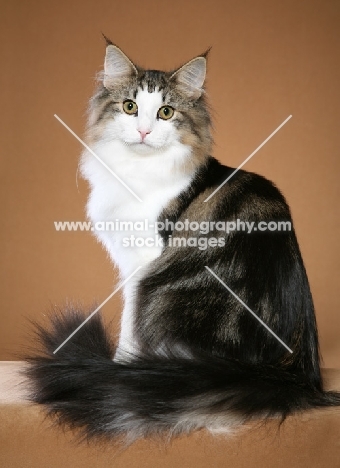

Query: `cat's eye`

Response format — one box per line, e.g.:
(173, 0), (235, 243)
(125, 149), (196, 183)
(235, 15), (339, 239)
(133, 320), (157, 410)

(158, 106), (174, 120)
(123, 100), (138, 115)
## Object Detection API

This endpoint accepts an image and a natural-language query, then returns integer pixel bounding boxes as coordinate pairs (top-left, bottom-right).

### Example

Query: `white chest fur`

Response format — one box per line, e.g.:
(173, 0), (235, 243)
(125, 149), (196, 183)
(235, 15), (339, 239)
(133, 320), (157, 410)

(81, 138), (194, 356)
(82, 139), (193, 275)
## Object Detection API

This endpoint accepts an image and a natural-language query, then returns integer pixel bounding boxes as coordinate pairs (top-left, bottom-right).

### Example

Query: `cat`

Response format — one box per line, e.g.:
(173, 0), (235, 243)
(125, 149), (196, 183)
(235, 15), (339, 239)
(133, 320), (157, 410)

(26, 38), (340, 442)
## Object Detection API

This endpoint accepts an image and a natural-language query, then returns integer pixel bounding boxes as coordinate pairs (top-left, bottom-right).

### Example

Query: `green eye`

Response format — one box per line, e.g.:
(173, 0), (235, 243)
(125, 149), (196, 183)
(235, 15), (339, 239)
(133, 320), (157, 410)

(123, 100), (138, 115)
(158, 106), (174, 120)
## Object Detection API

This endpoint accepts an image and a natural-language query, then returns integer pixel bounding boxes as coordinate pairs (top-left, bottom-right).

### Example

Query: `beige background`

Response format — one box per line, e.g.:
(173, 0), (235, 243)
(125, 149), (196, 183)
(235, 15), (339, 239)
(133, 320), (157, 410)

(0, 0), (339, 367)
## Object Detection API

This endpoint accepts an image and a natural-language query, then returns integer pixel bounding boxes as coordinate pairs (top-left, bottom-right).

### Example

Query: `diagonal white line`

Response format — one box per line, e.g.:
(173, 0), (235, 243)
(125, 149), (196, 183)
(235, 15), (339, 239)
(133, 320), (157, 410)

(204, 115), (292, 202)
(205, 266), (293, 354)
(53, 266), (142, 354)
(54, 114), (143, 203)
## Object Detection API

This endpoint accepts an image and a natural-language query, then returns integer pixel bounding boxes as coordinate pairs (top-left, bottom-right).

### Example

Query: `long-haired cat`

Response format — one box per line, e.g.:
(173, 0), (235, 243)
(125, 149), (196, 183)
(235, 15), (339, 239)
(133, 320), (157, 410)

(26, 38), (340, 442)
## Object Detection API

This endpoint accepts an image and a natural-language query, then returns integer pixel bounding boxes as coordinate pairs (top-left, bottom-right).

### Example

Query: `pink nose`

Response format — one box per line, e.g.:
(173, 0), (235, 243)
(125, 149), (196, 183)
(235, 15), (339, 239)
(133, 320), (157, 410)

(138, 130), (151, 141)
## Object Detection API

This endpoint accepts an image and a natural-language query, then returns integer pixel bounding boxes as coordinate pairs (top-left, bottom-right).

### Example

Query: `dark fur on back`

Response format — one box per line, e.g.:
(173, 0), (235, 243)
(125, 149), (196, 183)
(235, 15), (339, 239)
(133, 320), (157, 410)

(137, 157), (320, 382)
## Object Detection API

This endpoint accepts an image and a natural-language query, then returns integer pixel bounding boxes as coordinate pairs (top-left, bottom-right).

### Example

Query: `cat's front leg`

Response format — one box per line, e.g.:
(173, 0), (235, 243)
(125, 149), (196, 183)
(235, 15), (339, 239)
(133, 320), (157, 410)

(114, 304), (137, 361)
(113, 249), (161, 361)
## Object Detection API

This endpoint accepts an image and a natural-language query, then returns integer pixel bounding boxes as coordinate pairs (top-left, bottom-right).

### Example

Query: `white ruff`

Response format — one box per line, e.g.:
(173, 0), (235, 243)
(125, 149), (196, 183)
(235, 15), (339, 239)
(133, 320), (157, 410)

(81, 90), (196, 356)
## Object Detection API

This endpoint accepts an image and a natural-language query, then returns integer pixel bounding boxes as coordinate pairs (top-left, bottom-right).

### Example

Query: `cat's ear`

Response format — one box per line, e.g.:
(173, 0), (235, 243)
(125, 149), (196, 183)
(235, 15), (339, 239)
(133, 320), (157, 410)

(103, 45), (137, 88)
(170, 55), (207, 99)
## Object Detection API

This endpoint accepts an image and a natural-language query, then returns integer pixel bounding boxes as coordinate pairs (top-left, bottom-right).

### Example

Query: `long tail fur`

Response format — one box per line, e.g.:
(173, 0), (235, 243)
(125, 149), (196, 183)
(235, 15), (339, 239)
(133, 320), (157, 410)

(25, 307), (340, 442)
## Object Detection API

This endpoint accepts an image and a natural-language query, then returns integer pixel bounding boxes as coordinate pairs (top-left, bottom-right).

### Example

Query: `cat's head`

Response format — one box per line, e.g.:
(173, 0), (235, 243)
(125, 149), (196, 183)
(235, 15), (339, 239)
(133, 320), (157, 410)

(87, 40), (212, 161)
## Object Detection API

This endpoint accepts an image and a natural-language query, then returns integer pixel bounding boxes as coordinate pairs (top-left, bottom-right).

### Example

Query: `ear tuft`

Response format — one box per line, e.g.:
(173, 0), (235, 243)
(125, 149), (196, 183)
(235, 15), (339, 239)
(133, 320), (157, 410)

(103, 45), (137, 89)
(170, 56), (207, 99)
(102, 33), (113, 46)
(201, 47), (212, 59)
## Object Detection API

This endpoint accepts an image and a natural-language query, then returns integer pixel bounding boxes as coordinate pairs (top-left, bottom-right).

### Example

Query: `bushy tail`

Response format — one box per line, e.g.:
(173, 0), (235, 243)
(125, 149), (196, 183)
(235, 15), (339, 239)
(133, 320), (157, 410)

(25, 307), (340, 442)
